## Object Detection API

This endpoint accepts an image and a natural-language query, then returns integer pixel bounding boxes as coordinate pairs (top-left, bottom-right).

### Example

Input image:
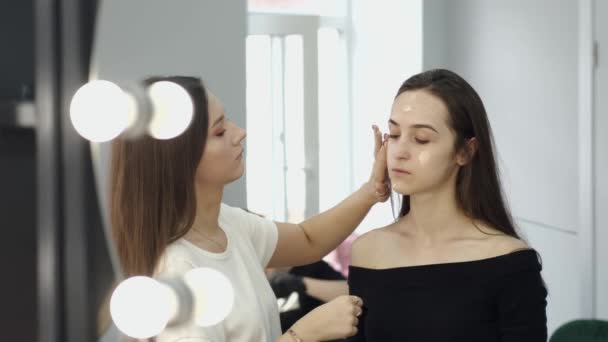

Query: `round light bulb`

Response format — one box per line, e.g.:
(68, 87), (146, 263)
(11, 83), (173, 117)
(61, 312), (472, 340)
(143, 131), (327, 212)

(110, 276), (175, 339)
(184, 268), (235, 327)
(147, 81), (194, 140)
(69, 80), (131, 142)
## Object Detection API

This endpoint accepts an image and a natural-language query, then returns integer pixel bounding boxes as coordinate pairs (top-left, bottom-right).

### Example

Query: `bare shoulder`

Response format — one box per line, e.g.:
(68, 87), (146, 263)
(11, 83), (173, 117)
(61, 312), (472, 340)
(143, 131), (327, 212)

(491, 234), (530, 255)
(476, 224), (530, 257)
(350, 226), (394, 268)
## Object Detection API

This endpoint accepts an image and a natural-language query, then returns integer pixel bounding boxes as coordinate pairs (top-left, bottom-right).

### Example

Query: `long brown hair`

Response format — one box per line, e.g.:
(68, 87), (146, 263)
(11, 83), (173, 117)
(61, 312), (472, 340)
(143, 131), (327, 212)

(111, 76), (209, 277)
(395, 69), (519, 238)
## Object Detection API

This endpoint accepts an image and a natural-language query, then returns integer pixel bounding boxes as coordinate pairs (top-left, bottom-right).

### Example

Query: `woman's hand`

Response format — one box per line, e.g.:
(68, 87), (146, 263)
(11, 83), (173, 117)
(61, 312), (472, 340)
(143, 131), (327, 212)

(289, 295), (363, 341)
(366, 125), (390, 203)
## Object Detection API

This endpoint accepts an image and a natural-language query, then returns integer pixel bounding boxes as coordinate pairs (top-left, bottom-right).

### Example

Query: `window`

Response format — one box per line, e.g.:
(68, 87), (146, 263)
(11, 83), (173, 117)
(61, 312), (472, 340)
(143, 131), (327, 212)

(245, 11), (350, 221)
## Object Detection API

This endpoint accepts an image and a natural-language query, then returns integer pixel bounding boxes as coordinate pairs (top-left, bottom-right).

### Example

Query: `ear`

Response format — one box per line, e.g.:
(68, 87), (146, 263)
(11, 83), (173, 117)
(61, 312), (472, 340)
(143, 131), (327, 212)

(456, 137), (478, 166)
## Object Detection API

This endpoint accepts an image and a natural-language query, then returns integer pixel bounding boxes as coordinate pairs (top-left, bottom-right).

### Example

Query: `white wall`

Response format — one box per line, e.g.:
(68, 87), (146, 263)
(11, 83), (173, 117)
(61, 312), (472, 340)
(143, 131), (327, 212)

(350, 0), (423, 233)
(423, 0), (588, 335)
(595, 0), (608, 320)
(422, 0), (446, 71)
(91, 0), (248, 210)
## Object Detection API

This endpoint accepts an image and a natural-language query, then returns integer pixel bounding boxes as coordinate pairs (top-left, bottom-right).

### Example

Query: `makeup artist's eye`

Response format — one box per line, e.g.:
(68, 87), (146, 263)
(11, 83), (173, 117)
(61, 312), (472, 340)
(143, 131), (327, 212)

(415, 138), (429, 144)
(217, 130), (226, 137)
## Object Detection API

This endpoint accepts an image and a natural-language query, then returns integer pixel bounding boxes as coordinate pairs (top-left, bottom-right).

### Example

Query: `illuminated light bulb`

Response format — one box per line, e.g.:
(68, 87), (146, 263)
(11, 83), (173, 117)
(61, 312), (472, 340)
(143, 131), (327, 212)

(147, 81), (194, 140)
(110, 276), (176, 339)
(110, 268), (234, 338)
(184, 267), (235, 327)
(69, 80), (131, 142)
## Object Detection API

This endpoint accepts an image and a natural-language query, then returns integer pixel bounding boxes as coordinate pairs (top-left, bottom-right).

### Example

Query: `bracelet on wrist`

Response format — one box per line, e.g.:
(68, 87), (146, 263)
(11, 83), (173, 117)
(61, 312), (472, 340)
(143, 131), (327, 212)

(287, 328), (304, 342)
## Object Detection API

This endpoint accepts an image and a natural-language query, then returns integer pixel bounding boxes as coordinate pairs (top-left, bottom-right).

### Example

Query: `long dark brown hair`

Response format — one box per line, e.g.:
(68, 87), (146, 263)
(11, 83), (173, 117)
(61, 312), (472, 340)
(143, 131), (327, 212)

(111, 76), (209, 277)
(394, 69), (519, 238)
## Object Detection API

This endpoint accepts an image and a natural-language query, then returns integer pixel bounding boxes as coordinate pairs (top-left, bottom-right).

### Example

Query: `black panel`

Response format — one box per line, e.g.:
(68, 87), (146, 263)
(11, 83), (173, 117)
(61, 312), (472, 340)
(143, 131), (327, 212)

(0, 0), (35, 100)
(0, 127), (37, 342)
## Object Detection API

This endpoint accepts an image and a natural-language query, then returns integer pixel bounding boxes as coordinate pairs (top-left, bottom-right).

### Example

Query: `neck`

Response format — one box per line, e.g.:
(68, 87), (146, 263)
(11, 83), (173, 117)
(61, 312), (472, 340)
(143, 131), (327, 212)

(191, 180), (224, 235)
(398, 173), (470, 244)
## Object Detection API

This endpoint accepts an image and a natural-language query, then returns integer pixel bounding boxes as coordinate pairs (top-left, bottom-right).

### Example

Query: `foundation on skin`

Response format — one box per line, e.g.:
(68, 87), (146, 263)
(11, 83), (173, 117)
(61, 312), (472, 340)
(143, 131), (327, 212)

(417, 151), (430, 165)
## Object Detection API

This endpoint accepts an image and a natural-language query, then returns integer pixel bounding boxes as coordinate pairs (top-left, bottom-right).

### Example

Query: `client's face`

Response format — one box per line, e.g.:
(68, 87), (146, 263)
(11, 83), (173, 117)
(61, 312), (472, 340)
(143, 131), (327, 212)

(196, 91), (247, 185)
(386, 90), (460, 196)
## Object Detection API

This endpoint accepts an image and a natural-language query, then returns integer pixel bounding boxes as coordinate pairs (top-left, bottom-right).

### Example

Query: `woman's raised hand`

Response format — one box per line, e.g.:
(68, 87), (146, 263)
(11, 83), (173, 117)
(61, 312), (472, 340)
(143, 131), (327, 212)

(367, 125), (390, 203)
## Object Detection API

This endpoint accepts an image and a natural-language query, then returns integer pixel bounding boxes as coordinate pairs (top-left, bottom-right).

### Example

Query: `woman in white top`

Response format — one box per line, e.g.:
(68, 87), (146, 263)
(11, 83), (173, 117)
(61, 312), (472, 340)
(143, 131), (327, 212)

(110, 76), (389, 342)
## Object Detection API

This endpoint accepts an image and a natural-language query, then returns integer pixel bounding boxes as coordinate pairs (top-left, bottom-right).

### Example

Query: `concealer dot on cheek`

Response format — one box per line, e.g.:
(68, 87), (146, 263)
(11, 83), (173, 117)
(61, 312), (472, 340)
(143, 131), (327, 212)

(417, 151), (431, 165)
(402, 105), (412, 112)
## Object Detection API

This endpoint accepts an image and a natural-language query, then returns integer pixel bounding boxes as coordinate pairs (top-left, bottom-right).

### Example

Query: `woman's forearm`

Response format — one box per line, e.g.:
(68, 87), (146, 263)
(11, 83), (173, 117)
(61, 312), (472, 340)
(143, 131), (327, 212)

(278, 324), (318, 342)
(298, 184), (377, 259)
(278, 333), (295, 342)
(302, 277), (348, 303)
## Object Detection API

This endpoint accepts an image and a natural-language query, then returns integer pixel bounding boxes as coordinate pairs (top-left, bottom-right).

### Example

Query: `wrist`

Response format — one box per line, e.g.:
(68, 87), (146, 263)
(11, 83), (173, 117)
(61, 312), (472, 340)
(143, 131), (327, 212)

(286, 328), (304, 342)
(360, 181), (380, 205)
(290, 320), (318, 342)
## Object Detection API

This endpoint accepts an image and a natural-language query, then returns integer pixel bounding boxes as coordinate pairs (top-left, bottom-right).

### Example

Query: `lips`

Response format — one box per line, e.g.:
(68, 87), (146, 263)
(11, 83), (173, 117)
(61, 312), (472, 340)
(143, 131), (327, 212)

(391, 168), (411, 175)
(236, 148), (244, 160)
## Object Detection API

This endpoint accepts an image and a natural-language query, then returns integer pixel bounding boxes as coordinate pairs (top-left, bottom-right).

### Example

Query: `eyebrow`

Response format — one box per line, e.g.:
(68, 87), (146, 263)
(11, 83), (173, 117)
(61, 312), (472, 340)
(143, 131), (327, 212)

(212, 115), (225, 128)
(388, 119), (438, 133)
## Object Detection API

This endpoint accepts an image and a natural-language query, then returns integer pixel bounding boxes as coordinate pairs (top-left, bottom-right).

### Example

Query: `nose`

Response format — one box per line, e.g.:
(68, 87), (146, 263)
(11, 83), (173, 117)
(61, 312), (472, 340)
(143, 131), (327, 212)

(390, 139), (412, 161)
(233, 125), (246, 145)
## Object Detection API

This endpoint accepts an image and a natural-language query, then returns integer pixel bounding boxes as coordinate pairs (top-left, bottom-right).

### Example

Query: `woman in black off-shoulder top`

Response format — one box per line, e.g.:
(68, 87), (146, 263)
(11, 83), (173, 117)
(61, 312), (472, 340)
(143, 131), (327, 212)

(346, 69), (547, 342)
(348, 249), (546, 341)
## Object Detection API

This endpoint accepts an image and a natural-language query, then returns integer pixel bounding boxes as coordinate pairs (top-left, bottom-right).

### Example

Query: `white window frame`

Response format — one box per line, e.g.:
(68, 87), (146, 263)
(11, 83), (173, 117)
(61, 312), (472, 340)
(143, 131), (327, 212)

(247, 13), (350, 220)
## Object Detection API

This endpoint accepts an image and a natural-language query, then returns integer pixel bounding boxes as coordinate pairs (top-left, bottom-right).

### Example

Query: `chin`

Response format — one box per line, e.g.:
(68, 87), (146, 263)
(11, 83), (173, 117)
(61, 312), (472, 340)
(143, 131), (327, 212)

(391, 183), (418, 196)
(226, 166), (245, 183)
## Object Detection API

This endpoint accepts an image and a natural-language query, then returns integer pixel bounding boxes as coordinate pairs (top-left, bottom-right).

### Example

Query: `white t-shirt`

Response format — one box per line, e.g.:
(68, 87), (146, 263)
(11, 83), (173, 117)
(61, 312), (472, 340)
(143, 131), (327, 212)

(155, 204), (280, 342)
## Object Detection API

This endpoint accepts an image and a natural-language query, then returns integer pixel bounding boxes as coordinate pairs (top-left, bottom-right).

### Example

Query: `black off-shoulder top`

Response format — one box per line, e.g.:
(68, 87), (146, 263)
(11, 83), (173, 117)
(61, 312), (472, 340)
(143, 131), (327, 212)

(346, 249), (547, 342)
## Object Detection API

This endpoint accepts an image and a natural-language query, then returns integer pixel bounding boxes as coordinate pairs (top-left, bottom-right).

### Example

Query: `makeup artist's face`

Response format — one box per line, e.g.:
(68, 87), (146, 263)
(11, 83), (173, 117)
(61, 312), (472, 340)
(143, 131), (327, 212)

(387, 90), (463, 196)
(196, 91), (247, 185)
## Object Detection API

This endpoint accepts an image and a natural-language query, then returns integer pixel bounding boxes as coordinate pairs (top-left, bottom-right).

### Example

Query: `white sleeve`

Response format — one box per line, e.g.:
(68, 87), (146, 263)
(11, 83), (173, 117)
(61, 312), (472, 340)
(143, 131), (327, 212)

(225, 205), (279, 267)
